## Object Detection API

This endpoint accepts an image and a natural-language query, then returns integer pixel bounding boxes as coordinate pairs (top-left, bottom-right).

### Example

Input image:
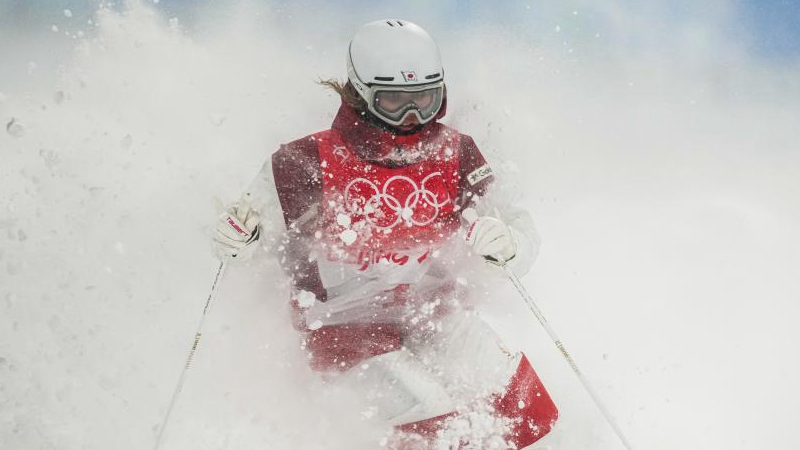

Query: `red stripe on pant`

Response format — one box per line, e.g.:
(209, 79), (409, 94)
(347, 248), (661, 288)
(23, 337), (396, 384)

(398, 354), (558, 449)
(306, 323), (402, 372)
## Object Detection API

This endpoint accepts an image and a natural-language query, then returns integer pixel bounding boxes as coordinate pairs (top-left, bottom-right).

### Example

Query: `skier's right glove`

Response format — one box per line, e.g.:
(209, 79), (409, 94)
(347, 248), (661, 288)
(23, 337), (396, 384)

(213, 193), (261, 259)
(462, 208), (517, 266)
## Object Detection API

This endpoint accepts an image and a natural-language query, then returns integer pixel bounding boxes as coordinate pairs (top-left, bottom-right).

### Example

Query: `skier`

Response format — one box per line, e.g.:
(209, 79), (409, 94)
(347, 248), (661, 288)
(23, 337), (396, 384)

(214, 20), (558, 449)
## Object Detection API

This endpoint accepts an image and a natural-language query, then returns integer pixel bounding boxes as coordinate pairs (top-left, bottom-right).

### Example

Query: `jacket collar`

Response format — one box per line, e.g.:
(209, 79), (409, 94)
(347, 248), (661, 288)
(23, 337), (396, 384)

(330, 97), (449, 167)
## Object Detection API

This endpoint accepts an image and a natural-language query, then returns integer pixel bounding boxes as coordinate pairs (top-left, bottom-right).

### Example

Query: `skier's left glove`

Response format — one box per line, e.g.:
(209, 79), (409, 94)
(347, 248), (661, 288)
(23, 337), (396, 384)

(214, 193), (261, 259)
(463, 208), (517, 266)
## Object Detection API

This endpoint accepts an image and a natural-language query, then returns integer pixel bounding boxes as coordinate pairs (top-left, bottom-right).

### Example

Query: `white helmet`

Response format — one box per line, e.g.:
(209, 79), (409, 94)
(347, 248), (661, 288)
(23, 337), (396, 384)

(347, 20), (445, 128)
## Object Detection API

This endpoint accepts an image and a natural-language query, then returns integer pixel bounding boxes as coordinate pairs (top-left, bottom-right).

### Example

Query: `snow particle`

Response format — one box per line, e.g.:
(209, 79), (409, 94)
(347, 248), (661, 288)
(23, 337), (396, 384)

(518, 400), (526, 409)
(308, 320), (323, 330)
(120, 134), (132, 150)
(209, 113), (226, 126)
(339, 229), (357, 245)
(361, 407), (375, 419)
(295, 290), (316, 308)
(52, 25), (59, 33)
(63, 9), (73, 18)
(48, 314), (62, 331)
(6, 118), (25, 138)
(336, 213), (351, 227)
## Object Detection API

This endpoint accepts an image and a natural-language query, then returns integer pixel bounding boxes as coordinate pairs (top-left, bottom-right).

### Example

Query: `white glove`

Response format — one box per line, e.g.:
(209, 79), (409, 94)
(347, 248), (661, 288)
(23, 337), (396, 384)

(214, 193), (261, 258)
(462, 208), (517, 265)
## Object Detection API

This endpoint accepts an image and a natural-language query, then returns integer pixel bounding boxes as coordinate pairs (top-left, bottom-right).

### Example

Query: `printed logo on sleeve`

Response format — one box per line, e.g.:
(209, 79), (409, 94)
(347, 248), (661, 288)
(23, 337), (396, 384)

(467, 164), (493, 186)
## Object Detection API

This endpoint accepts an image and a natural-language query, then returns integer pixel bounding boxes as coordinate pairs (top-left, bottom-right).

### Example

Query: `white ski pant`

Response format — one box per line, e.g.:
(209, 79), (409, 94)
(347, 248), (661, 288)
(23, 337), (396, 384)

(335, 313), (520, 425)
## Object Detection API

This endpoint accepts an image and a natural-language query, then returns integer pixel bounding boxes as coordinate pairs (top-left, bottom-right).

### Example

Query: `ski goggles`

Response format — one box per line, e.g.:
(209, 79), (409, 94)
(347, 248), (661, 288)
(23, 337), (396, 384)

(367, 82), (444, 127)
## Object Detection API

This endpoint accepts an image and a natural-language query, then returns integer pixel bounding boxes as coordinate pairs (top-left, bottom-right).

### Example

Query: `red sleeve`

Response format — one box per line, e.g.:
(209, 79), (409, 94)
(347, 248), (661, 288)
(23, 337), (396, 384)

(272, 136), (323, 227)
(457, 134), (495, 210)
(271, 136), (327, 301)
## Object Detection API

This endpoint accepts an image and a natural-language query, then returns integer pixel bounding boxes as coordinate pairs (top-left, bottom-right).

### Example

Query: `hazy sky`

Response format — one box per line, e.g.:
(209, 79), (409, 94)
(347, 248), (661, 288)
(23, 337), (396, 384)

(0, 0), (798, 62)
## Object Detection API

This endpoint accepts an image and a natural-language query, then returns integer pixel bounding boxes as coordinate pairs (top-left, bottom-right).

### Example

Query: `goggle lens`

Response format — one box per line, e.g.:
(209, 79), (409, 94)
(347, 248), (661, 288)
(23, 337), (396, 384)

(375, 90), (435, 112)
(372, 85), (443, 125)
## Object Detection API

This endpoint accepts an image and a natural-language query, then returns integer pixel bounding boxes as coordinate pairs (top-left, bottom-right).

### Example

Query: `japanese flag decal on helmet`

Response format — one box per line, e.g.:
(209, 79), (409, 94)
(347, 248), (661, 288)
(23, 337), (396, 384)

(401, 71), (417, 82)
(347, 20), (445, 127)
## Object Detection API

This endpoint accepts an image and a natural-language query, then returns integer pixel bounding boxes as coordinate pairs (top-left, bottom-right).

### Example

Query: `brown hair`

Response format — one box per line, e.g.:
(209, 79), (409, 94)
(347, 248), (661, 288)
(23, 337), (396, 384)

(318, 78), (367, 110)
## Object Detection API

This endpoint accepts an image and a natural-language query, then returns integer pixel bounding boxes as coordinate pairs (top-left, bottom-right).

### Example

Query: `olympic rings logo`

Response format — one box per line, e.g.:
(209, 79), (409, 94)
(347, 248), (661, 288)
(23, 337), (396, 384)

(343, 173), (451, 230)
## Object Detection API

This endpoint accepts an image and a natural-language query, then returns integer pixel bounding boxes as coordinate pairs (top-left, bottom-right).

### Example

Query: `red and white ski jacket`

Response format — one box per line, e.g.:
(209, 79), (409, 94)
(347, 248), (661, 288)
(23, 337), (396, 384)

(266, 101), (516, 323)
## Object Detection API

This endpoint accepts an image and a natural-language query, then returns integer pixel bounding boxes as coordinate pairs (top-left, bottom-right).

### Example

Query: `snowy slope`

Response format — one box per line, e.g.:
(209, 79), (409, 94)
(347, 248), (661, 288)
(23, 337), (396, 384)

(1, 2), (799, 450)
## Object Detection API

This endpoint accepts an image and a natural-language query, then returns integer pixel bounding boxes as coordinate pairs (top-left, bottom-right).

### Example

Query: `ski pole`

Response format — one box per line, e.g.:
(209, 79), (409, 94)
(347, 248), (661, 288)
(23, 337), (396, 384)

(501, 263), (636, 450)
(153, 259), (228, 450)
